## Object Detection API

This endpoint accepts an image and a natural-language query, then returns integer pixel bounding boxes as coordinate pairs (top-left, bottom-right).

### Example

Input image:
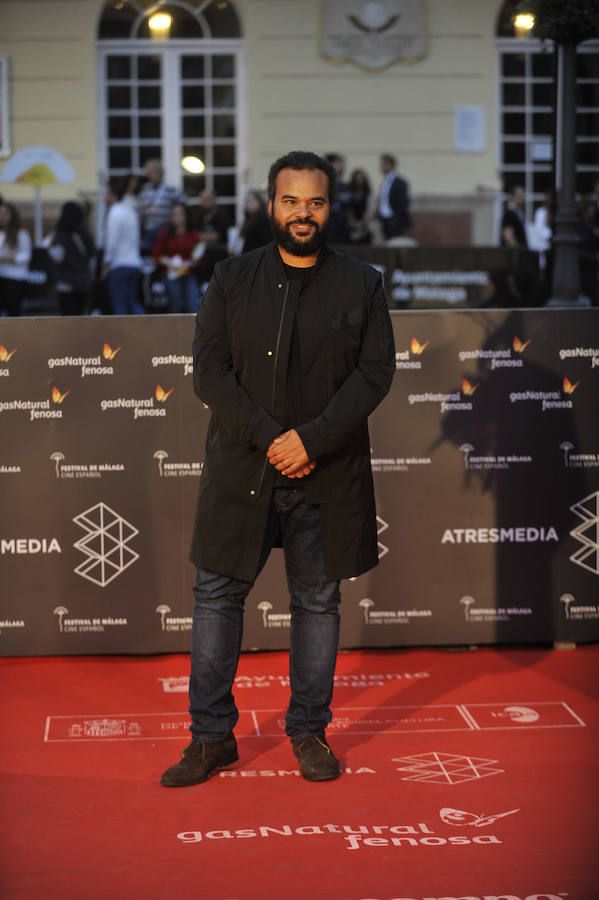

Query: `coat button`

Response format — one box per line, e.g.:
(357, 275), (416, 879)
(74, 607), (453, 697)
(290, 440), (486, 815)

(267, 350), (273, 356)
(250, 490), (255, 496)
(277, 283), (283, 288)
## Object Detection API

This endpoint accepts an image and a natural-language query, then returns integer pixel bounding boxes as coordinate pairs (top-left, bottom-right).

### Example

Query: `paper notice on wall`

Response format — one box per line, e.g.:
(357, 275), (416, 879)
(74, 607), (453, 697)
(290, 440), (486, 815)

(454, 106), (486, 153)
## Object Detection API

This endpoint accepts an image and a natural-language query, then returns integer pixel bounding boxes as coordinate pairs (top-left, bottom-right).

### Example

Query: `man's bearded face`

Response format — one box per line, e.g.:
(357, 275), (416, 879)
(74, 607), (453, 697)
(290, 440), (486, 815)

(269, 168), (331, 258)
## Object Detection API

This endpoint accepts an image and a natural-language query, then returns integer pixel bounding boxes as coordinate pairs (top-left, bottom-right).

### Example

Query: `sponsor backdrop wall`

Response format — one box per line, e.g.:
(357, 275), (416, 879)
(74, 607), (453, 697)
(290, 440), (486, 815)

(1, 309), (598, 656)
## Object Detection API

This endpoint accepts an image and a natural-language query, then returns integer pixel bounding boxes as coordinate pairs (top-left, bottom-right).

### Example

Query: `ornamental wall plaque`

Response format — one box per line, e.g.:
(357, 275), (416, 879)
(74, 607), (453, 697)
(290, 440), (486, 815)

(320, 0), (427, 70)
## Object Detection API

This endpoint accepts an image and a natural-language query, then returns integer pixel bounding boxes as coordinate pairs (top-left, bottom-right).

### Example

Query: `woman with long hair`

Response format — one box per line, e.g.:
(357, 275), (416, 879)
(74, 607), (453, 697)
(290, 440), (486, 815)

(152, 202), (203, 313)
(347, 169), (374, 245)
(46, 201), (95, 315)
(238, 189), (272, 253)
(0, 203), (32, 316)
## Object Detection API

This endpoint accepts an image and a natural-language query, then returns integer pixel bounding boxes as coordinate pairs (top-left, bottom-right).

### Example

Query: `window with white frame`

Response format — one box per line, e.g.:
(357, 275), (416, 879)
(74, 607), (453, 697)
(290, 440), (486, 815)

(97, 1), (243, 224)
(496, 35), (599, 220)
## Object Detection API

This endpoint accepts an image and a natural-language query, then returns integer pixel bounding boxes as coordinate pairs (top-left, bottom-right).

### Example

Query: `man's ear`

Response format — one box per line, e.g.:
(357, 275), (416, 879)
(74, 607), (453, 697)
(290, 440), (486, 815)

(267, 199), (273, 216)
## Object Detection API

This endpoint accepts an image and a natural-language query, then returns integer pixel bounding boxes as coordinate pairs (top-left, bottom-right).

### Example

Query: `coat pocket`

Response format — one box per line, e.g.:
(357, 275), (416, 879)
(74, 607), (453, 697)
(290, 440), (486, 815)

(330, 307), (363, 331)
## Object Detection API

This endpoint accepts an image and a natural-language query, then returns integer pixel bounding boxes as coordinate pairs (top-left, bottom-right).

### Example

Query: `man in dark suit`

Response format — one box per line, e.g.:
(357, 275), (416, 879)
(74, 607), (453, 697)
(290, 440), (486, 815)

(325, 153), (351, 244)
(377, 153), (411, 240)
(501, 184), (528, 248)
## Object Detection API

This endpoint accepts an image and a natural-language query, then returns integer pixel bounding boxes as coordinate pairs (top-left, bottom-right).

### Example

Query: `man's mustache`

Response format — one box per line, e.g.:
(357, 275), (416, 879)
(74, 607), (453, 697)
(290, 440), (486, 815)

(287, 218), (319, 228)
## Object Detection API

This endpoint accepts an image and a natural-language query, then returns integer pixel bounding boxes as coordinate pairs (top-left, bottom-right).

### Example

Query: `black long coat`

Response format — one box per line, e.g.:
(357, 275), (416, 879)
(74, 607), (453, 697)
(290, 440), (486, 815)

(189, 242), (395, 582)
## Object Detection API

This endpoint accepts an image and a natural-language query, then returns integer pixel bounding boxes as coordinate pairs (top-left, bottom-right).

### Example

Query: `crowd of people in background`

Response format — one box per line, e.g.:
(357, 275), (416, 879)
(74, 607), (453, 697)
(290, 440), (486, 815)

(325, 152), (411, 245)
(1, 152), (598, 316)
(494, 179), (599, 306)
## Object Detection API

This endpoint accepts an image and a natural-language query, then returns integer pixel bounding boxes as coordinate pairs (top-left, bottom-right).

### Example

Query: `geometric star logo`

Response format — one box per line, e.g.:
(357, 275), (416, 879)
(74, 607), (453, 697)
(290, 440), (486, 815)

(73, 502), (139, 587)
(393, 752), (503, 785)
(569, 491), (599, 575)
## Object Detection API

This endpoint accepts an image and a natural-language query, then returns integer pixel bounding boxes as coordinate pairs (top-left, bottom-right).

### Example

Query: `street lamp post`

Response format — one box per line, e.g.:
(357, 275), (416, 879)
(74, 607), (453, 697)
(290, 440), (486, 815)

(547, 40), (584, 306)
(517, 1), (599, 306)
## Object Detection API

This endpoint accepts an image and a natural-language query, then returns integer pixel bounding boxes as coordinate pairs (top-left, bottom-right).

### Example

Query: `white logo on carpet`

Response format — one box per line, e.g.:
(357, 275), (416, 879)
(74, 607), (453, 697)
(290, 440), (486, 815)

(393, 751), (502, 784)
(440, 806), (519, 827)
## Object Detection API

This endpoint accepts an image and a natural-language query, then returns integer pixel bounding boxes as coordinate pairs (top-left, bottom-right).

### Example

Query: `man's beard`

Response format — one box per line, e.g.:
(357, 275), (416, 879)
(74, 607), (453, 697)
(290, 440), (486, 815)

(270, 213), (329, 257)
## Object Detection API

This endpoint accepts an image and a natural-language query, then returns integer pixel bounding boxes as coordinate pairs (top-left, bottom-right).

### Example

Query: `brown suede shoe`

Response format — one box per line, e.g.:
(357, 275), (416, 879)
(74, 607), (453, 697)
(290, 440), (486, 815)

(160, 734), (238, 787)
(292, 735), (341, 782)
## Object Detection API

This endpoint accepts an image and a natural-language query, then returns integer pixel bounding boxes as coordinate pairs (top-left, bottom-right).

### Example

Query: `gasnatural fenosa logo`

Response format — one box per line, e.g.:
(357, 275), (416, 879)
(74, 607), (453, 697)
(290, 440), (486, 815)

(512, 336), (531, 354)
(103, 342), (121, 361)
(440, 806), (519, 827)
(562, 376), (580, 395)
(461, 378), (479, 396)
(396, 337), (430, 370)
(509, 378), (580, 412)
(0, 345), (17, 361)
(52, 386), (70, 404)
(47, 343), (121, 377)
(100, 385), (174, 419)
(0, 382), (75, 423)
(407, 383), (477, 412)
(456, 337), (531, 371)
(411, 337), (429, 355)
(155, 384), (174, 402)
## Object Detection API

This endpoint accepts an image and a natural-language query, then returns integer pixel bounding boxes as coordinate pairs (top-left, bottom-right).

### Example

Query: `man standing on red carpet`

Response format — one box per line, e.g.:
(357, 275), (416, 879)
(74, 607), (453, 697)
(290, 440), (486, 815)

(160, 150), (395, 787)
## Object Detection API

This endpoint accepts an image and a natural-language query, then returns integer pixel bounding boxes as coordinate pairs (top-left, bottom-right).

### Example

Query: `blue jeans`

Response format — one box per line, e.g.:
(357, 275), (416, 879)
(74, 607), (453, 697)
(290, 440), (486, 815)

(107, 266), (145, 315)
(164, 273), (200, 314)
(189, 487), (341, 743)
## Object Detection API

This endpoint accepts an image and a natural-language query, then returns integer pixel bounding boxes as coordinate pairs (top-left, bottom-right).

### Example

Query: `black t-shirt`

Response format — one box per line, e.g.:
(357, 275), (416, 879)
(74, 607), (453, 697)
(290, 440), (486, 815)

(273, 261), (316, 485)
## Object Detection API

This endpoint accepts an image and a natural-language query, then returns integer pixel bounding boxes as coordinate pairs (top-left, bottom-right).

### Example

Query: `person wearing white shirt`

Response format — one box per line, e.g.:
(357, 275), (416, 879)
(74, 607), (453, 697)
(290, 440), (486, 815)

(0, 203), (32, 316)
(527, 190), (554, 278)
(103, 177), (144, 315)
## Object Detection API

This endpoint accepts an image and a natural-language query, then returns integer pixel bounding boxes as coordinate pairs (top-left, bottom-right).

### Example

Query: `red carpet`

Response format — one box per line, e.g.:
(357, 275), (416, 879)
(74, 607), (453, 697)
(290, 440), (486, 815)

(1, 646), (598, 899)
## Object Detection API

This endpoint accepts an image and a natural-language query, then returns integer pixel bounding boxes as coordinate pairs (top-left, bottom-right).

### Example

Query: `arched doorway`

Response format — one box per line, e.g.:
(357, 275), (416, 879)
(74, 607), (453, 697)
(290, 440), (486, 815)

(495, 0), (599, 219)
(97, 1), (244, 224)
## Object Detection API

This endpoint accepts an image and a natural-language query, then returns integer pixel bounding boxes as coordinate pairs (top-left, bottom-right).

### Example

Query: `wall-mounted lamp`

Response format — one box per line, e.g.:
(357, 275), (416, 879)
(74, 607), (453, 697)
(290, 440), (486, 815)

(182, 156), (206, 174)
(514, 12), (535, 38)
(148, 12), (172, 40)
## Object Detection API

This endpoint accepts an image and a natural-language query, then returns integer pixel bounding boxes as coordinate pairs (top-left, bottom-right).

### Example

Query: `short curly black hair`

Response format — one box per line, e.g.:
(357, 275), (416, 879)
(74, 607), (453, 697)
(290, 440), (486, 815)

(267, 151), (337, 206)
